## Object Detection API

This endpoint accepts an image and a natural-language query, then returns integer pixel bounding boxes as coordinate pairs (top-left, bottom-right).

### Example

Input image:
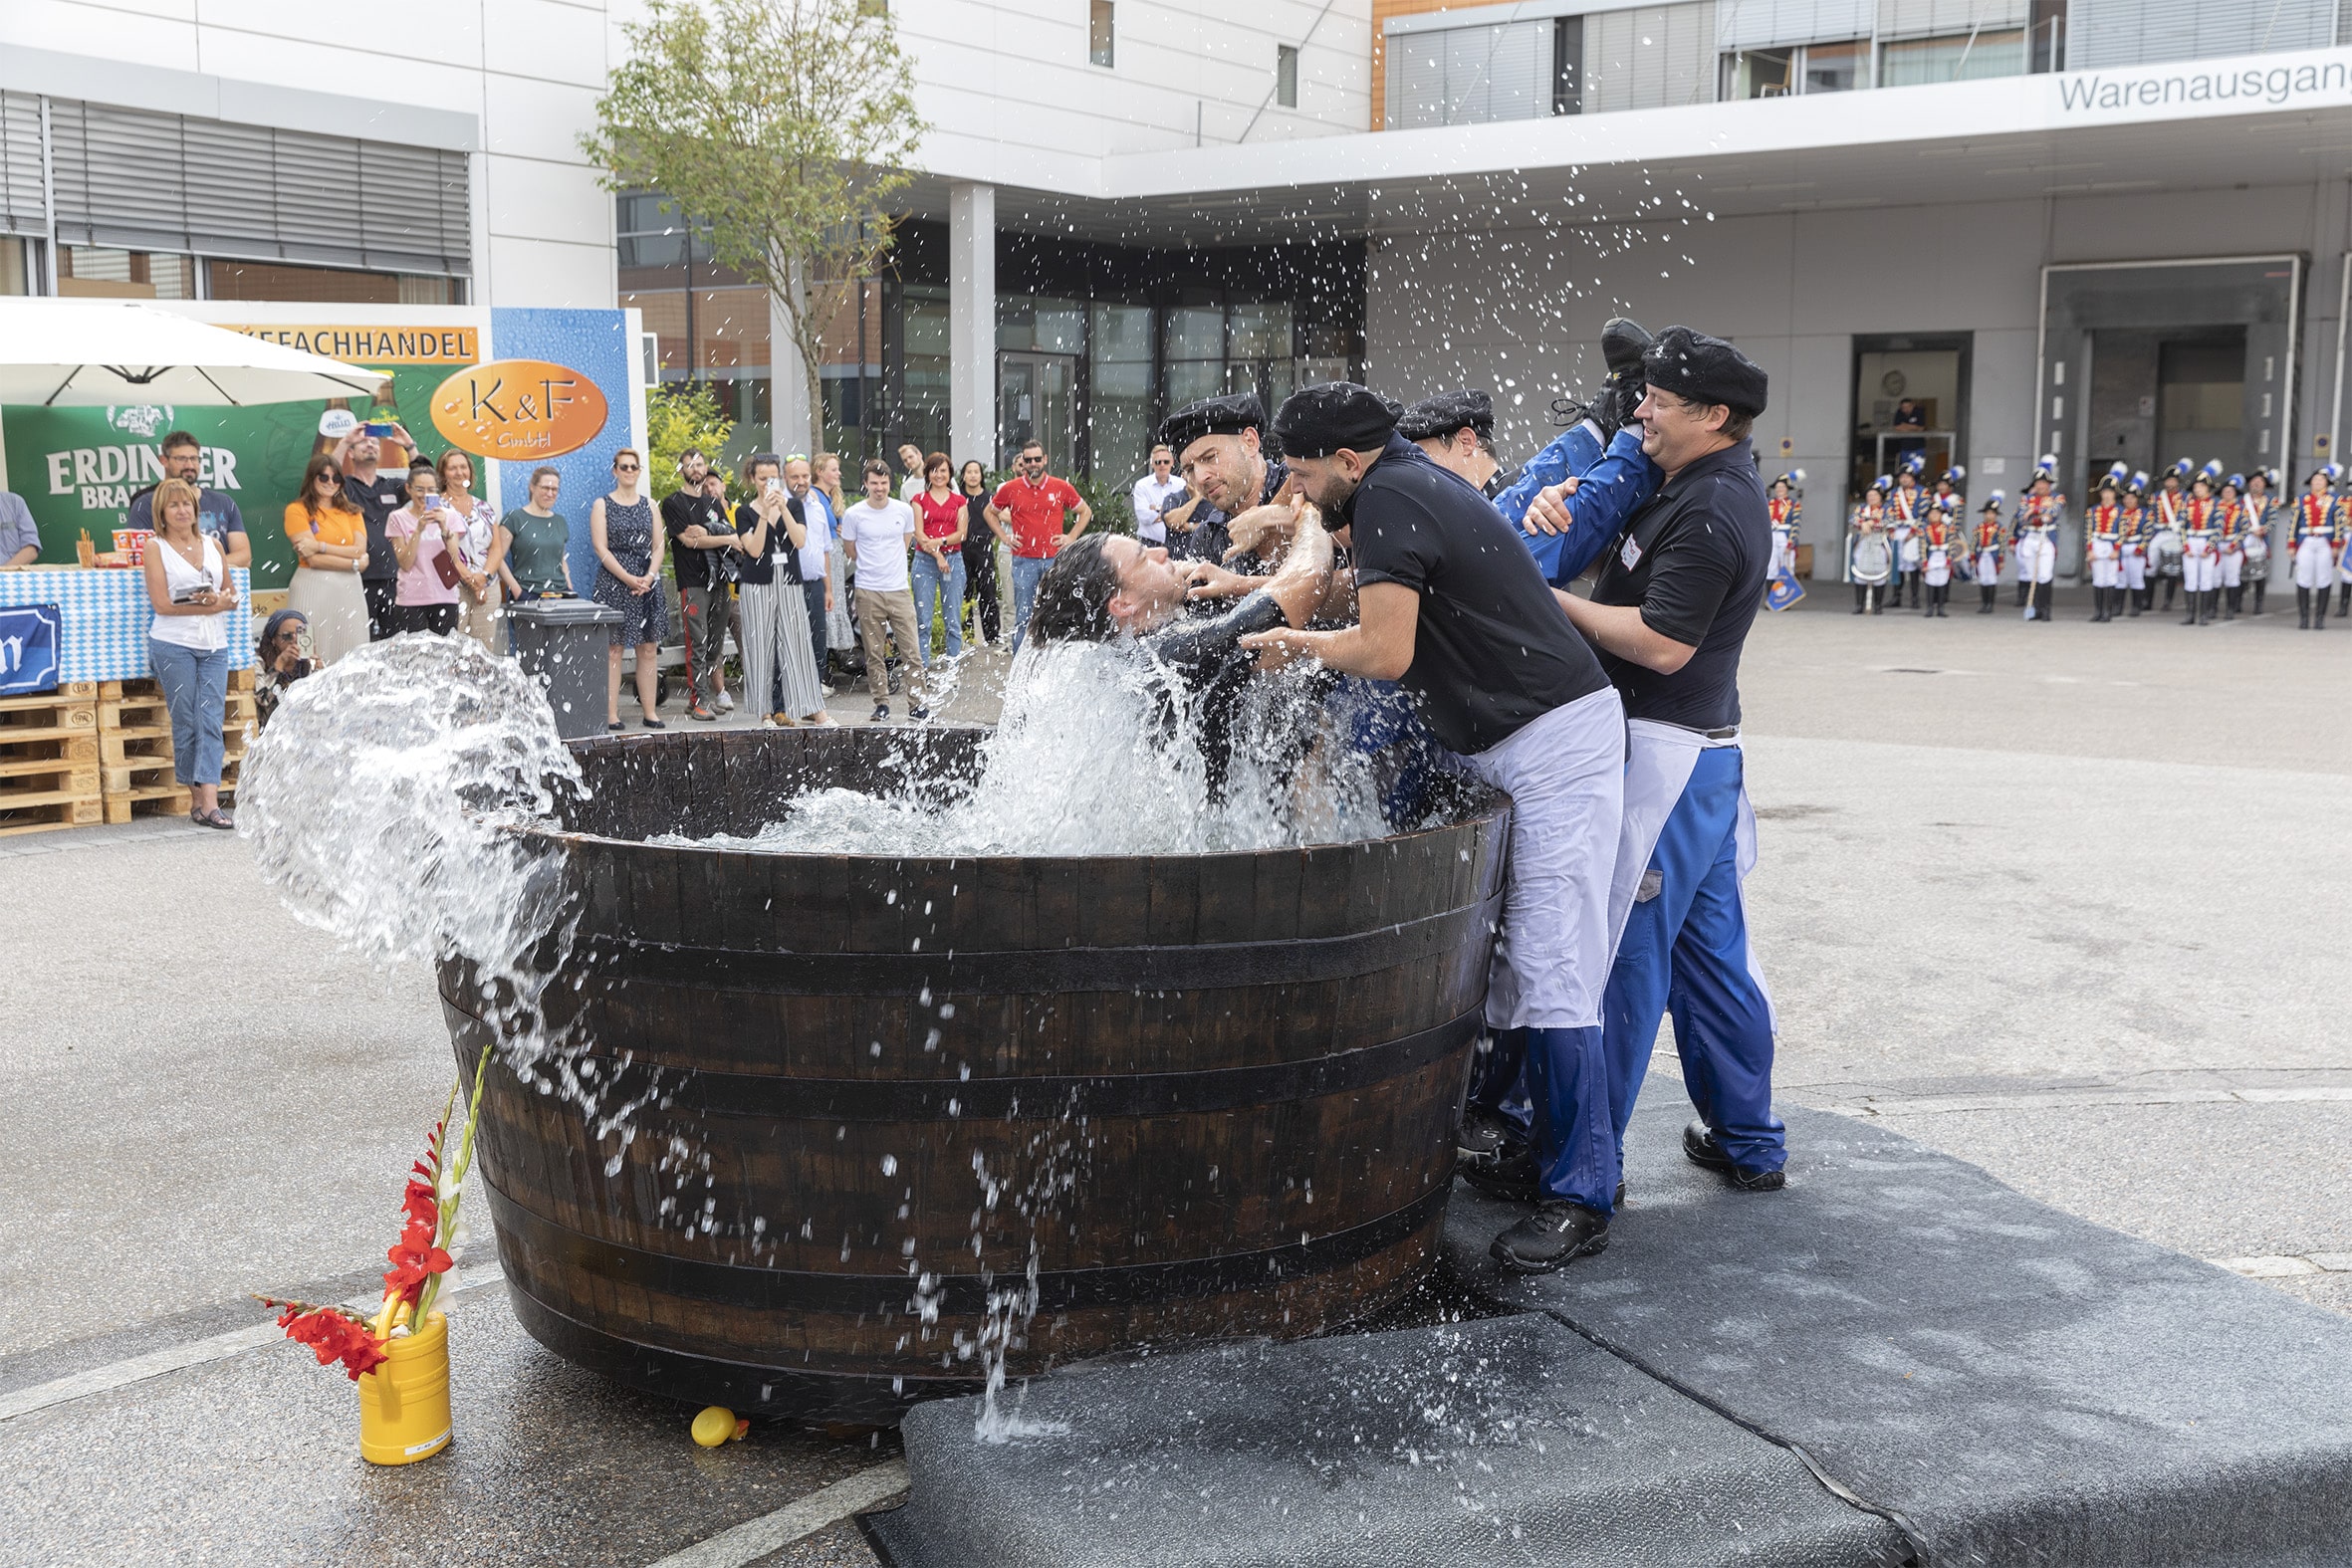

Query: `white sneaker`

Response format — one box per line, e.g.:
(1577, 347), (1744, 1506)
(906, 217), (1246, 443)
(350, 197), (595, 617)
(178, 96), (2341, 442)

(715, 692), (735, 712)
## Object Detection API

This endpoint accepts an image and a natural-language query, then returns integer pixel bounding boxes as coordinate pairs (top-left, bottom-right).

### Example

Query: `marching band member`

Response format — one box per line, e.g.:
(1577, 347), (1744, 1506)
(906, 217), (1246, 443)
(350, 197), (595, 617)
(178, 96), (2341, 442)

(2242, 468), (2277, 616)
(2085, 465), (2127, 622)
(1889, 455), (1927, 609)
(2216, 474), (2248, 621)
(1929, 464), (1966, 524)
(1767, 470), (1803, 583)
(2119, 471), (2151, 617)
(2179, 461), (2223, 626)
(1921, 496), (1959, 616)
(2152, 461), (2189, 612)
(1973, 494), (2006, 613)
(2011, 458), (2064, 623)
(2292, 464), (2341, 629)
(1849, 477), (1891, 614)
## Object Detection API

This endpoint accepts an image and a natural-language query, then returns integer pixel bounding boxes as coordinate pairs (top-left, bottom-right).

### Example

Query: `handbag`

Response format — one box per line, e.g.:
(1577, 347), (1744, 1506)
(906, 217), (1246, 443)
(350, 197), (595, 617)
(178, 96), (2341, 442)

(431, 540), (462, 590)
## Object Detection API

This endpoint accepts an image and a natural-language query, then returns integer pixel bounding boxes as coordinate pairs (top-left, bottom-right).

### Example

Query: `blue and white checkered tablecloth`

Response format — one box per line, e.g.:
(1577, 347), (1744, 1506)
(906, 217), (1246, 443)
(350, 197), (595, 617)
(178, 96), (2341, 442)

(0, 567), (254, 681)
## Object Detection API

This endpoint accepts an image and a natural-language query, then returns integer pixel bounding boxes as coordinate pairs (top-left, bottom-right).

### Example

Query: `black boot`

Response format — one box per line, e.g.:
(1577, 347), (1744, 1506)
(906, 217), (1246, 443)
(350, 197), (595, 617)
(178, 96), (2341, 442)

(2182, 587), (2200, 625)
(2340, 583), (2351, 616)
(2091, 587), (2108, 622)
(2298, 587), (2312, 628)
(1979, 585), (1996, 613)
(1909, 574), (1923, 609)
(2038, 582), (2056, 622)
(2015, 580), (2029, 607)
(1490, 1200), (1610, 1273)
(2226, 586), (2240, 621)
(2127, 584), (2143, 616)
(2319, 590), (2330, 631)
(2252, 580), (2267, 615)
(1852, 584), (1867, 614)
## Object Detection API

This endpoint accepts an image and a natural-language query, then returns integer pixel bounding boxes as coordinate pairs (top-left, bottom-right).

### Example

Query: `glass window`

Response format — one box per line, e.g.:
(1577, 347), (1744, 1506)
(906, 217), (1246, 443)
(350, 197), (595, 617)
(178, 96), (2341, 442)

(1165, 360), (1226, 410)
(999, 295), (1085, 353)
(1721, 48), (1793, 99)
(1800, 39), (1865, 94)
(1089, 0), (1114, 67)
(902, 285), (953, 463)
(1879, 30), (2027, 87)
(205, 260), (456, 305)
(1228, 302), (1293, 360)
(60, 247), (192, 300)
(1090, 303), (1155, 482)
(1163, 300), (1226, 364)
(1277, 45), (1299, 108)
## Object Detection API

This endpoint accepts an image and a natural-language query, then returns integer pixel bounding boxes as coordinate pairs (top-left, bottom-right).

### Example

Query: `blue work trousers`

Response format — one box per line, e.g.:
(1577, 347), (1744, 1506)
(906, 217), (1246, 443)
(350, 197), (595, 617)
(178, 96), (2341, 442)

(1602, 743), (1785, 1174)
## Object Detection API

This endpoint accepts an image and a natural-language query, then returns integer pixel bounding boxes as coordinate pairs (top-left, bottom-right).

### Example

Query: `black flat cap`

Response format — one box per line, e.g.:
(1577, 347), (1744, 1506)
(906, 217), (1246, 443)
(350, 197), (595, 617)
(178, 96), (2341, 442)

(1274, 382), (1403, 460)
(1641, 327), (1768, 416)
(1158, 392), (1267, 455)
(1397, 388), (1494, 443)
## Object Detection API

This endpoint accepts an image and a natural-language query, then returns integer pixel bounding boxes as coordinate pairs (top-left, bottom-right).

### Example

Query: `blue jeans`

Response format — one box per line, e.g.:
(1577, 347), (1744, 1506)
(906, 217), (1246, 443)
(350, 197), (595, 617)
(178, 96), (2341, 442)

(148, 638), (228, 785)
(911, 551), (966, 661)
(1011, 555), (1051, 653)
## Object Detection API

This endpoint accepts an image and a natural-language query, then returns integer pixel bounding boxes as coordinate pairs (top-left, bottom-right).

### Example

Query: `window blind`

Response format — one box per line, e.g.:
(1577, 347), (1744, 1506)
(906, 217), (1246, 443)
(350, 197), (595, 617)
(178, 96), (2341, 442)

(37, 98), (469, 275)
(2069, 0), (2329, 68)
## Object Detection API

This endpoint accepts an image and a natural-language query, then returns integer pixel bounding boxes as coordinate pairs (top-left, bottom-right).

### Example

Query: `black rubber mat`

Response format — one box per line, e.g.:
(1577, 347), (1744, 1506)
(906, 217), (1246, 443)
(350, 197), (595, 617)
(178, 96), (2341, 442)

(868, 1311), (1907, 1567)
(1448, 1098), (2352, 1568)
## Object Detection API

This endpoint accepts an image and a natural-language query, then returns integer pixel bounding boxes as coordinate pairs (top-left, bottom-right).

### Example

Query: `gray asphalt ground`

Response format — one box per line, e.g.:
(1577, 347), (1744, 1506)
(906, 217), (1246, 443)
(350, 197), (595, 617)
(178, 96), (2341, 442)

(2, 581), (2346, 1563)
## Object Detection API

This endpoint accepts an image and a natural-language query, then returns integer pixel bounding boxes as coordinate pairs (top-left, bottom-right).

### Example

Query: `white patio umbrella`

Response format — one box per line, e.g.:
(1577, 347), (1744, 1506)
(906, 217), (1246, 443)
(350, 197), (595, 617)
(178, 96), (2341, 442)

(0, 297), (383, 406)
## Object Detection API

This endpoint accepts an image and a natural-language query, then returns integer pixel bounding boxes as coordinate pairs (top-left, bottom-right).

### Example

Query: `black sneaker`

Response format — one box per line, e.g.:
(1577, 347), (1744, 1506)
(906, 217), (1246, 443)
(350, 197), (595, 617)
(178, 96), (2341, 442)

(908, 704), (930, 721)
(1456, 1105), (1522, 1166)
(1490, 1201), (1610, 1273)
(1682, 1120), (1787, 1192)
(869, 704), (890, 723)
(1459, 1146), (1540, 1205)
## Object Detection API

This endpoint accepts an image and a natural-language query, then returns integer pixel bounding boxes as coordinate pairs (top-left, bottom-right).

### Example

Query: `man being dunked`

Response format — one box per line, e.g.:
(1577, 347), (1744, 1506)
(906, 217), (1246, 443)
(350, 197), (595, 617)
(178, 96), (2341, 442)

(1240, 384), (1629, 1273)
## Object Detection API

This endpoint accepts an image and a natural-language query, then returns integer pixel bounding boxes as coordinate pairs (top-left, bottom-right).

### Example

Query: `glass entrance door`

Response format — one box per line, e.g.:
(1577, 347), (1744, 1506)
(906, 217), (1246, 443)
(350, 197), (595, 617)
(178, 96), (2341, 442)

(998, 351), (1076, 472)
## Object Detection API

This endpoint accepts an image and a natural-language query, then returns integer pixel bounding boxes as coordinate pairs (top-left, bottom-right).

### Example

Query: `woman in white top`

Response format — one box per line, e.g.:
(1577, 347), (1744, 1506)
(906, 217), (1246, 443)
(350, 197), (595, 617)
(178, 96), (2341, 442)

(140, 476), (238, 830)
(437, 449), (505, 654)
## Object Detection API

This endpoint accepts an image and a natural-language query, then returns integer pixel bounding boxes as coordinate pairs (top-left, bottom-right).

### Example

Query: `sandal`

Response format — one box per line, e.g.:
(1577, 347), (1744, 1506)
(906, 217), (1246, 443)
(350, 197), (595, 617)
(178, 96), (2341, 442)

(192, 807), (235, 830)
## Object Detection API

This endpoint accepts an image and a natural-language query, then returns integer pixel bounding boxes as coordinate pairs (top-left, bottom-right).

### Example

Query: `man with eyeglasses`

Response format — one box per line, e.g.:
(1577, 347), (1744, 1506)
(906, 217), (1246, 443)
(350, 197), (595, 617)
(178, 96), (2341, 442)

(331, 423), (417, 641)
(661, 447), (738, 721)
(986, 441), (1091, 653)
(1130, 444), (1186, 552)
(127, 430), (250, 570)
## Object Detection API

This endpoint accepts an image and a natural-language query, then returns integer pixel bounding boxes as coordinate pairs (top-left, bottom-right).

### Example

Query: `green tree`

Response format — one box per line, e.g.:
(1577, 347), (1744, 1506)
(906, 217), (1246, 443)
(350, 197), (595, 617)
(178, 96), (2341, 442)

(585, 0), (922, 457)
(645, 379), (737, 501)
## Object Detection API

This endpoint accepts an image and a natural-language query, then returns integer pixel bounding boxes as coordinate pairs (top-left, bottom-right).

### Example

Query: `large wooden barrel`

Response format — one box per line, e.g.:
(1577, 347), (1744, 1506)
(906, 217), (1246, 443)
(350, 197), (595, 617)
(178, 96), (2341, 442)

(441, 726), (1509, 1426)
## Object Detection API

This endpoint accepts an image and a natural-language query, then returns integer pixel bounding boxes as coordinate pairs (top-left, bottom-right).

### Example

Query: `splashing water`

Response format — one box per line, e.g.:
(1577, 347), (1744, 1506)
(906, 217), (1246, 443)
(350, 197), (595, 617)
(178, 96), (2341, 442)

(685, 639), (1393, 857)
(236, 637), (660, 1145)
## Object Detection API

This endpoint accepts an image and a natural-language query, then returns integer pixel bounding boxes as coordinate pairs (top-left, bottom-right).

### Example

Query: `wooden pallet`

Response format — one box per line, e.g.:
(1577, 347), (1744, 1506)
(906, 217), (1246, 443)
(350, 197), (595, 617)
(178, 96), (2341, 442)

(0, 684), (99, 746)
(0, 793), (105, 836)
(102, 784), (192, 824)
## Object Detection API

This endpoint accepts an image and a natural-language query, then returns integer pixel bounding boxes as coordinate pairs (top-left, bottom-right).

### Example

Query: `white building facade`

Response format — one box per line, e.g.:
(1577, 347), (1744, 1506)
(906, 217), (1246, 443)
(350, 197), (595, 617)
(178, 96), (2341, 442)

(8, 0), (2352, 575)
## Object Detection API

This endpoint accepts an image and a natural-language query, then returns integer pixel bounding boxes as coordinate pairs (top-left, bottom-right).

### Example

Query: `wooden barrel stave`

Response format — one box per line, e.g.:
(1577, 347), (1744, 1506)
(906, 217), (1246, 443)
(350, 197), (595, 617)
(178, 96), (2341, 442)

(448, 727), (1508, 1423)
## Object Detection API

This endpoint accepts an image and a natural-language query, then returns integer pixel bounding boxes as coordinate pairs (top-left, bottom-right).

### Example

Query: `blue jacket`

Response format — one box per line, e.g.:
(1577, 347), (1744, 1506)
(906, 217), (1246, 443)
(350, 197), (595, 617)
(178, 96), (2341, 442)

(1493, 421), (1664, 584)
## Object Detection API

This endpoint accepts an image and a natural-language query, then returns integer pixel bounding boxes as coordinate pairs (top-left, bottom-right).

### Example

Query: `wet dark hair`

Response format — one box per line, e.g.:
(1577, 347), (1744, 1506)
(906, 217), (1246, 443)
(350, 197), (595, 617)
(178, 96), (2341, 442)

(1027, 534), (1121, 643)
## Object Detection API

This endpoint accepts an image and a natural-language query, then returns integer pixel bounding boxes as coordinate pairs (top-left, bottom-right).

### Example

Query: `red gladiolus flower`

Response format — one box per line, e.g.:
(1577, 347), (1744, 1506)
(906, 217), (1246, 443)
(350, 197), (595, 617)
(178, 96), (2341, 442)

(383, 1236), (455, 1305)
(269, 1303), (389, 1381)
(402, 1180), (438, 1231)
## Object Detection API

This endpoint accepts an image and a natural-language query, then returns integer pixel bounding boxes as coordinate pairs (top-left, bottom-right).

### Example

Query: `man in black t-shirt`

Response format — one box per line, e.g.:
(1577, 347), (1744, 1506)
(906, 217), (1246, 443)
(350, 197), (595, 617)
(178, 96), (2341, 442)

(1552, 327), (1788, 1198)
(661, 448), (738, 721)
(334, 431), (414, 642)
(1243, 383), (1628, 1275)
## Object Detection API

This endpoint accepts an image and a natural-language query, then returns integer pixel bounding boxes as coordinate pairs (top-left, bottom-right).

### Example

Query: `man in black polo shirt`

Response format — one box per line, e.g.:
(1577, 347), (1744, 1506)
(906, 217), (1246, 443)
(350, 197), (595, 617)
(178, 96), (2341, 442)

(1243, 383), (1628, 1273)
(661, 448), (738, 722)
(333, 430), (414, 642)
(1553, 327), (1788, 1195)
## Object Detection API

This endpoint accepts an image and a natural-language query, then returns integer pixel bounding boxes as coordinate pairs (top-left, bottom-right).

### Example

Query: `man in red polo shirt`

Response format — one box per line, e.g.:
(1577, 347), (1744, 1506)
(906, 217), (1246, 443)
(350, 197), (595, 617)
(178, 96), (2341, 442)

(987, 440), (1092, 653)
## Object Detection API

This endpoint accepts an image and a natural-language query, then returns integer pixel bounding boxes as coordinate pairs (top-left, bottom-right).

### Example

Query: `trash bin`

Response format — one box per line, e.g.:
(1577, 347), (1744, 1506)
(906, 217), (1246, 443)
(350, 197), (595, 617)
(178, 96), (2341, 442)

(508, 597), (622, 742)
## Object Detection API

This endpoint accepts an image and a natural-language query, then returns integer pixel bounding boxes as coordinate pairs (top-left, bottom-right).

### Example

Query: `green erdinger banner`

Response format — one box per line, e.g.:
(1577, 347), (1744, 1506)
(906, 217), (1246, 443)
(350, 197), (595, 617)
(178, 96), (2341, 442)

(1, 318), (478, 590)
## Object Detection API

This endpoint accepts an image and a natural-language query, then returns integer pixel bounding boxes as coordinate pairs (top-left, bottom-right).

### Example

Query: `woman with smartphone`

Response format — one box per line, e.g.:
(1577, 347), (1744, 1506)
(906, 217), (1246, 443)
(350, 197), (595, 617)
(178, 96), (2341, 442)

(282, 453), (370, 664)
(140, 477), (237, 830)
(436, 449), (504, 653)
(384, 463), (464, 635)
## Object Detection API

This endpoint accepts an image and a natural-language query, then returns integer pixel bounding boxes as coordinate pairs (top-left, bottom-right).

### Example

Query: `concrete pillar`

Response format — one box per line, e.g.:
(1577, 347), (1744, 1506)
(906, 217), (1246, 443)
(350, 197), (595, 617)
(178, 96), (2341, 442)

(949, 182), (997, 467)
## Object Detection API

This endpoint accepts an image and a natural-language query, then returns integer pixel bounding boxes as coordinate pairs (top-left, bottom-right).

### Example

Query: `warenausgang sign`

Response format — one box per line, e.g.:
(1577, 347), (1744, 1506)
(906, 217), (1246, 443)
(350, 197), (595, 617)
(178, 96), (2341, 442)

(2052, 48), (2352, 118)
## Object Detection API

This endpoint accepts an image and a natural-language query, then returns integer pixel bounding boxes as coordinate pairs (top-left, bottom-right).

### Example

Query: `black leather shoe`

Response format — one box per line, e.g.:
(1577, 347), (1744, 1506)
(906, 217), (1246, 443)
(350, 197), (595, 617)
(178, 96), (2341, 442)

(1682, 1120), (1787, 1191)
(1456, 1105), (1521, 1163)
(1490, 1201), (1610, 1273)
(1460, 1146), (1539, 1205)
